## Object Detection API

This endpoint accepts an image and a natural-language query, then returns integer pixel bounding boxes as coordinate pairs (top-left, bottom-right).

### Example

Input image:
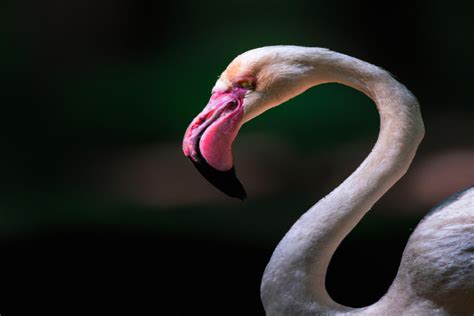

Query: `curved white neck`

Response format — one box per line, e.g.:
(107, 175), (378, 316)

(260, 50), (425, 315)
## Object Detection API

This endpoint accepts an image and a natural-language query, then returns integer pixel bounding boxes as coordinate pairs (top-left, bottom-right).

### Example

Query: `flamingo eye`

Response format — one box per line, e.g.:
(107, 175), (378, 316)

(237, 80), (255, 90)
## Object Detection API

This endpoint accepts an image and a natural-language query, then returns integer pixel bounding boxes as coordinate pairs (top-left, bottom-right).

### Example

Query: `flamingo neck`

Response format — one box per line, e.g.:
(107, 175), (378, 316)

(260, 50), (425, 315)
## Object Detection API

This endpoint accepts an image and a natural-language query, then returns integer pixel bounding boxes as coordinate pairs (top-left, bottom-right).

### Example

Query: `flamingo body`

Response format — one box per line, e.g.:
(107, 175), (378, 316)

(183, 46), (474, 315)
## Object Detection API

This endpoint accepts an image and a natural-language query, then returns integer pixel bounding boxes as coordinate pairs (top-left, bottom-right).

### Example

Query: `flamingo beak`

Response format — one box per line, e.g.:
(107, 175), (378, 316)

(183, 88), (247, 200)
(189, 158), (247, 200)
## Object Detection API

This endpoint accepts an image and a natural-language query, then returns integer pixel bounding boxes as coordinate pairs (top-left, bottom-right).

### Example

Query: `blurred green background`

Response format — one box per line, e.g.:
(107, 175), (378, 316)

(1, 0), (473, 314)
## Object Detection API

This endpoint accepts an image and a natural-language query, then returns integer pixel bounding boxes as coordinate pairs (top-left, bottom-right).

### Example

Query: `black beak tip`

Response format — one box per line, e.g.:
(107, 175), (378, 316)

(231, 186), (247, 201)
(189, 157), (247, 200)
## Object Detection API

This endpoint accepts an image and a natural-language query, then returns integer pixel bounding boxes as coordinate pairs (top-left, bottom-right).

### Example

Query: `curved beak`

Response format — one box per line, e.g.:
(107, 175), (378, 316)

(188, 155), (247, 200)
(183, 88), (247, 200)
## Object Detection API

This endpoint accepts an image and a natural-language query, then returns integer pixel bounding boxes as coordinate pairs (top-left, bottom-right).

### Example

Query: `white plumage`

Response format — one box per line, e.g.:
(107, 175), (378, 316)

(212, 46), (473, 315)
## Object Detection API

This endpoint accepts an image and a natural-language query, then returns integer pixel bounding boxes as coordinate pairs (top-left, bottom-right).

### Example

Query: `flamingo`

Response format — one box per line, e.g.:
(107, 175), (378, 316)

(182, 46), (474, 315)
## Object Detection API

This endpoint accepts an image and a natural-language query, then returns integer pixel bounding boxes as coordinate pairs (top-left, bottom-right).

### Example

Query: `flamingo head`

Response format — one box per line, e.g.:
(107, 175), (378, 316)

(183, 46), (318, 199)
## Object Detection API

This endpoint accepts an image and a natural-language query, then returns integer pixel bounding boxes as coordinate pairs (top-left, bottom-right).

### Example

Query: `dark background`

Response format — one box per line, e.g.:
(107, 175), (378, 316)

(1, 0), (473, 314)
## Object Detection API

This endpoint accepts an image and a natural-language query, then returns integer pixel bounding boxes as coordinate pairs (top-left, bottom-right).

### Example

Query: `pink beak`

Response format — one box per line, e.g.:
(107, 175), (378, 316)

(183, 87), (247, 199)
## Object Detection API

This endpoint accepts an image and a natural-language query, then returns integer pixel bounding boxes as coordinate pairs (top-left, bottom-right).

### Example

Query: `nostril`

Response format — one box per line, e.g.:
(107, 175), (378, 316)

(227, 101), (238, 111)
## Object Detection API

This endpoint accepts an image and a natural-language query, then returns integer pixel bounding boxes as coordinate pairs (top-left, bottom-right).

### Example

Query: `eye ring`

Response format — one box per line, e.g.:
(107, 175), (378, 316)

(237, 79), (255, 90)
